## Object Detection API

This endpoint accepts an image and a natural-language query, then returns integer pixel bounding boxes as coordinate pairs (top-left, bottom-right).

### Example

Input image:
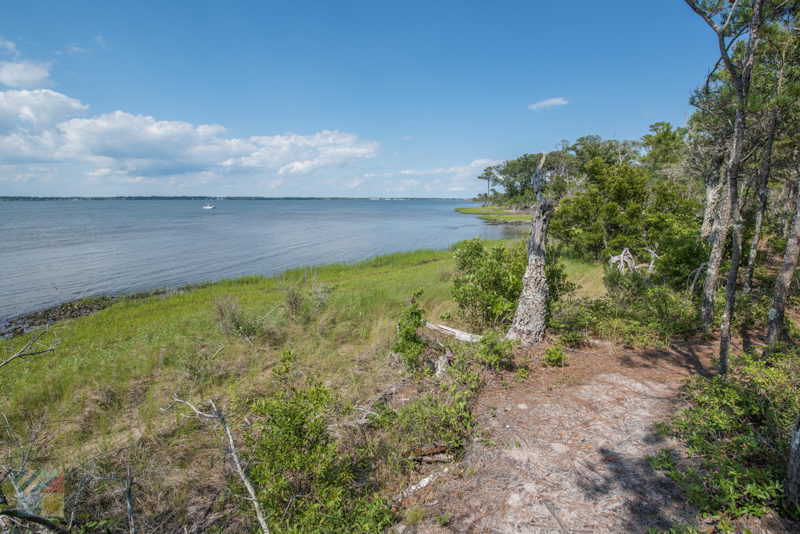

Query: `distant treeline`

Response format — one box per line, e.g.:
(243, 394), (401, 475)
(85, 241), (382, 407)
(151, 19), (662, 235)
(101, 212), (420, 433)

(0, 196), (468, 201)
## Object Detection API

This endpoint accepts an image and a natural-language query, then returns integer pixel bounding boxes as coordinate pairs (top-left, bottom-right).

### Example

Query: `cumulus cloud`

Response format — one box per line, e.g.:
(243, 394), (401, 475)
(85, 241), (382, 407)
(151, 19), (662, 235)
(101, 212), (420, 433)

(394, 158), (500, 193)
(528, 97), (568, 111)
(0, 89), (379, 187)
(0, 60), (52, 88)
(0, 89), (87, 131)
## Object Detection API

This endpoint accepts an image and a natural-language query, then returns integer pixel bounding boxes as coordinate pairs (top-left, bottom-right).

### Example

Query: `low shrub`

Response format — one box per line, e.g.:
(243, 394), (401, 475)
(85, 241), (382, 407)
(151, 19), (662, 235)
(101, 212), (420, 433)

(282, 278), (334, 325)
(214, 295), (263, 338)
(541, 344), (567, 367)
(393, 290), (427, 371)
(652, 349), (800, 519)
(246, 352), (395, 533)
(475, 331), (516, 371)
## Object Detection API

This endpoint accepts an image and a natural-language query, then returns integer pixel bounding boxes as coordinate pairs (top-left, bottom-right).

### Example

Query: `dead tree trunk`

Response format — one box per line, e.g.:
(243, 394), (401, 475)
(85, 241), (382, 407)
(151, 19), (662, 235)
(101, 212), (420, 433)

(786, 413), (800, 509)
(765, 182), (800, 350)
(507, 200), (552, 344)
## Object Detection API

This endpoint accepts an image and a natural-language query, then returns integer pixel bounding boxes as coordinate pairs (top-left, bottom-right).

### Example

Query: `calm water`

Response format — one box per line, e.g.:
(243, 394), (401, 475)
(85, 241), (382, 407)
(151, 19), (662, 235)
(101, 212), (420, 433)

(0, 199), (520, 322)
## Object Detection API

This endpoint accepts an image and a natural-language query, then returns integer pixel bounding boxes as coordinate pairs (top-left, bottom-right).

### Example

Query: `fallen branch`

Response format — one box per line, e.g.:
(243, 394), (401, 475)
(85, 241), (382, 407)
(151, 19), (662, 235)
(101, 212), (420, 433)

(0, 508), (68, 534)
(389, 466), (451, 505)
(170, 396), (269, 534)
(424, 322), (481, 343)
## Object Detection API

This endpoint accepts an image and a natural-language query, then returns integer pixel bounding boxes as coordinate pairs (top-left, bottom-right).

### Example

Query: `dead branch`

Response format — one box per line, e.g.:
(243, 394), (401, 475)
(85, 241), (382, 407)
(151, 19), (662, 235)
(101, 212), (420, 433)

(0, 508), (68, 534)
(389, 466), (451, 505)
(170, 395), (269, 534)
(424, 322), (482, 343)
(0, 326), (59, 370)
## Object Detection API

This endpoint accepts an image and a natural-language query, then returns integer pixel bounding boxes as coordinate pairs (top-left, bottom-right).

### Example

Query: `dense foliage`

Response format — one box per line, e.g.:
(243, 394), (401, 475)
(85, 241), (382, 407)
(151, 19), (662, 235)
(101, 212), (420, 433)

(651, 349), (800, 519)
(550, 159), (702, 262)
(247, 352), (395, 533)
(451, 238), (574, 331)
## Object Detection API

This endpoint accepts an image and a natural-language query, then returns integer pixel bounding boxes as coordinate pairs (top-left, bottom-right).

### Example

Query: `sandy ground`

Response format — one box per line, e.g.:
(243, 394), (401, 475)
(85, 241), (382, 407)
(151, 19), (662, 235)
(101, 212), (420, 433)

(391, 339), (798, 534)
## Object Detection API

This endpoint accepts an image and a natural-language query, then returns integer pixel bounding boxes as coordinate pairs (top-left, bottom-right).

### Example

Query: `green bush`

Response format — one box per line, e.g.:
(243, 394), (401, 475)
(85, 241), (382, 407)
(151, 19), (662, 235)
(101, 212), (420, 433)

(451, 238), (527, 329)
(247, 352), (395, 533)
(393, 289), (427, 371)
(550, 159), (701, 262)
(452, 238), (574, 331)
(370, 350), (481, 463)
(475, 331), (516, 371)
(541, 344), (567, 367)
(653, 350), (800, 519)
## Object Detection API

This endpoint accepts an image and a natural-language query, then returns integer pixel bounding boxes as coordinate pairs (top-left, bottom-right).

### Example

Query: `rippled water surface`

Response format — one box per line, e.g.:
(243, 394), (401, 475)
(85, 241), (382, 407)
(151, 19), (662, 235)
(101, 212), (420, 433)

(0, 199), (520, 321)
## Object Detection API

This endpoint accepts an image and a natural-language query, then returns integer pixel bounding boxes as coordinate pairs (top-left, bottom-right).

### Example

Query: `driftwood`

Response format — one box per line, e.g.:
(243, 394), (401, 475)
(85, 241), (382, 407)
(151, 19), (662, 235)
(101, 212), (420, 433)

(424, 322), (482, 343)
(390, 466), (451, 505)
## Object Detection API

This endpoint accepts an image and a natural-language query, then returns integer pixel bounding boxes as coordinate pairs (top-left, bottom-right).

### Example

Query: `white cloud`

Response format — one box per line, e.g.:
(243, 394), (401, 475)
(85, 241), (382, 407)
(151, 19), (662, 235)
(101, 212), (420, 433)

(0, 89), (87, 131)
(394, 158), (500, 193)
(0, 61), (52, 88)
(0, 37), (19, 57)
(401, 135), (413, 141)
(0, 89), (379, 188)
(94, 35), (110, 50)
(528, 97), (568, 111)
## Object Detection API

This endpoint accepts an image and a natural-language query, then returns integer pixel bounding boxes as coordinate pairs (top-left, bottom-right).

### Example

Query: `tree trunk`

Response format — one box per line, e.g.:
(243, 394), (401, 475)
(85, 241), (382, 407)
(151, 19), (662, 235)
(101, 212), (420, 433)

(744, 53), (785, 292)
(786, 413), (800, 509)
(718, 215), (742, 374)
(716, 100), (748, 373)
(765, 182), (800, 349)
(700, 176), (730, 331)
(507, 201), (552, 344)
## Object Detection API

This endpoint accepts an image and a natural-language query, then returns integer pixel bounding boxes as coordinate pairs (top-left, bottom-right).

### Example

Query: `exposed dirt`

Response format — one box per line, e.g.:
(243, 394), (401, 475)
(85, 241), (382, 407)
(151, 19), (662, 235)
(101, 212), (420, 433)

(391, 338), (798, 534)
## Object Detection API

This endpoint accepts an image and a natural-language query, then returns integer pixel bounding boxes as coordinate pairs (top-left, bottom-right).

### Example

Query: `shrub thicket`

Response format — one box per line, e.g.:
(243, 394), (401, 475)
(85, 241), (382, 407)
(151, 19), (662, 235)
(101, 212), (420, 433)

(451, 238), (574, 331)
(246, 352), (395, 533)
(650, 349), (800, 519)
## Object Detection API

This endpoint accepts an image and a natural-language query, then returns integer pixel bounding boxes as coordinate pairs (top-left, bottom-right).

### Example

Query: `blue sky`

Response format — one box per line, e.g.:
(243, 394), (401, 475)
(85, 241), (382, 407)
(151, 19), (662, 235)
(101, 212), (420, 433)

(0, 1), (718, 197)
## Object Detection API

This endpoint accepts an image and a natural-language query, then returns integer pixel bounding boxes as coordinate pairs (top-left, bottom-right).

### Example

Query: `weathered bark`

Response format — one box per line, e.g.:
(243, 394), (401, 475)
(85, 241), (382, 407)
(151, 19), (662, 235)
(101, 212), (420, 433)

(786, 413), (800, 509)
(765, 183), (800, 349)
(507, 201), (552, 344)
(718, 215), (742, 374)
(700, 184), (730, 331)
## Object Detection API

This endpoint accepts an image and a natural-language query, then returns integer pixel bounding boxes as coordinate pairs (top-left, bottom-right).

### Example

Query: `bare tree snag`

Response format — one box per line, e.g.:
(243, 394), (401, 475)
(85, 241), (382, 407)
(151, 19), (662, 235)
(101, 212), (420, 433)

(507, 200), (553, 345)
(786, 413), (800, 509)
(765, 183), (800, 350)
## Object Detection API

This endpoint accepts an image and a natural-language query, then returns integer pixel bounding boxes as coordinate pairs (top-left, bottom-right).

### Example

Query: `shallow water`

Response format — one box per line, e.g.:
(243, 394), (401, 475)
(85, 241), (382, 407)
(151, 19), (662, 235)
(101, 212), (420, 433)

(0, 199), (521, 321)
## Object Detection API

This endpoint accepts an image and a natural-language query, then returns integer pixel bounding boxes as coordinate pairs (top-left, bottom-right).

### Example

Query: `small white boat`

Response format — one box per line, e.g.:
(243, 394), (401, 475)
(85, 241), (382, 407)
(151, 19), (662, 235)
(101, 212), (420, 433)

(202, 203), (216, 210)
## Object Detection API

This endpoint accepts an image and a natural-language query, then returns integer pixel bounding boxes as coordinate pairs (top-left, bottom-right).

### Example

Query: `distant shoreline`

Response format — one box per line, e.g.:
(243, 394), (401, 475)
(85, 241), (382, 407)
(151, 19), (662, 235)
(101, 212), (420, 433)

(0, 196), (475, 202)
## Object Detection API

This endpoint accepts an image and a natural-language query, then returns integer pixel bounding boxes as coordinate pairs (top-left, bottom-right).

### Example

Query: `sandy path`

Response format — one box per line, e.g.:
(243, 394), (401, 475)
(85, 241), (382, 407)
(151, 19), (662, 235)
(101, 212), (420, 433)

(392, 341), (716, 533)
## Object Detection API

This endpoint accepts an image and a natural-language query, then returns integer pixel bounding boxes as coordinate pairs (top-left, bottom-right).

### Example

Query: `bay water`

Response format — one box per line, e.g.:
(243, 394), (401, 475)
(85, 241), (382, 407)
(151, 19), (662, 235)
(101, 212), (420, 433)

(0, 199), (521, 322)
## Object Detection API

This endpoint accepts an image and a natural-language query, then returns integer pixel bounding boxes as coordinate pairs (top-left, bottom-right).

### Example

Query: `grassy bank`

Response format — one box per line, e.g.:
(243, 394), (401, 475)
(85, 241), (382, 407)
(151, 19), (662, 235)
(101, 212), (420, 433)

(1, 240), (603, 530)
(454, 204), (530, 224)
